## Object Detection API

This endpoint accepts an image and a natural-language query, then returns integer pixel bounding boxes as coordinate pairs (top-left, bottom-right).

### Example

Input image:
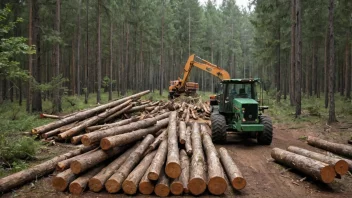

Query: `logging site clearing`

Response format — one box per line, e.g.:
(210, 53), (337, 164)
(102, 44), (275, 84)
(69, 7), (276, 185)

(1, 91), (352, 198)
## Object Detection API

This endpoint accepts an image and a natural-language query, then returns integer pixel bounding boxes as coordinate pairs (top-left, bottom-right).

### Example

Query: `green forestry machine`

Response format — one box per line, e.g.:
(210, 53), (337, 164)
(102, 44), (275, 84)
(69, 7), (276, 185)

(210, 78), (273, 145)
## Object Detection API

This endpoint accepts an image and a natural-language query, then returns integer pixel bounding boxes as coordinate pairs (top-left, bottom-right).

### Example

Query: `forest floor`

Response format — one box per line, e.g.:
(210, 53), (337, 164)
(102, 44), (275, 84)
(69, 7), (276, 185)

(2, 92), (352, 197)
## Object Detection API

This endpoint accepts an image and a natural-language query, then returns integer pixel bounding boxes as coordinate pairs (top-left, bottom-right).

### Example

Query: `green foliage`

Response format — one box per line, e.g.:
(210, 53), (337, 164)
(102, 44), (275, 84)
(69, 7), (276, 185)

(0, 4), (34, 80)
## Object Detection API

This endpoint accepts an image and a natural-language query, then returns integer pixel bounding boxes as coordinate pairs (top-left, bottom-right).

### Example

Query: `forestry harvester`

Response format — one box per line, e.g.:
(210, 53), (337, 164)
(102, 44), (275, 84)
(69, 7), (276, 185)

(168, 54), (230, 99)
(210, 78), (273, 145)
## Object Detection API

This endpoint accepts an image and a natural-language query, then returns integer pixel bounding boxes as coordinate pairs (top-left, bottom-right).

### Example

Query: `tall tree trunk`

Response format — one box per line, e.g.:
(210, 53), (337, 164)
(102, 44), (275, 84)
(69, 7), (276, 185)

(290, 0), (296, 106)
(345, 33), (351, 100)
(84, 0), (89, 104)
(96, 0), (101, 104)
(295, 0), (301, 117)
(276, 0), (281, 103)
(160, 0), (164, 96)
(32, 0), (42, 112)
(76, 0), (81, 96)
(328, 0), (337, 123)
(54, 0), (62, 112)
(324, 29), (329, 108)
(312, 41), (317, 96)
(27, 0), (33, 112)
(109, 20), (113, 100)
(71, 39), (75, 95)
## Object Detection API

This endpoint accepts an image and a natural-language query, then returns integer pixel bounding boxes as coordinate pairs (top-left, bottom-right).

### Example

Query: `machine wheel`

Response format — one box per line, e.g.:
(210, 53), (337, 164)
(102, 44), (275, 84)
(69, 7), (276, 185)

(168, 92), (174, 100)
(211, 113), (227, 143)
(257, 115), (273, 145)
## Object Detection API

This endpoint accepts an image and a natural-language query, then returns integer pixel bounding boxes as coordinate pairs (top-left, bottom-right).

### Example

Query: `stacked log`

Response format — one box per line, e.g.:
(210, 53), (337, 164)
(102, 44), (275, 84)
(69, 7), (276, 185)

(307, 136), (352, 158)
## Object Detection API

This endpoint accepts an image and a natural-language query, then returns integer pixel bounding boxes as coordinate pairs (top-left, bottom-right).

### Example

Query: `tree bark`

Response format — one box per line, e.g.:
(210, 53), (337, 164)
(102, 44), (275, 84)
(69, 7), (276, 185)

(148, 139), (168, 180)
(271, 148), (336, 183)
(307, 136), (352, 158)
(85, 116), (139, 132)
(324, 29), (329, 108)
(103, 104), (133, 123)
(202, 126), (227, 195)
(88, 144), (137, 192)
(96, 0), (101, 104)
(109, 20), (113, 100)
(58, 100), (132, 139)
(105, 134), (154, 193)
(179, 149), (190, 194)
(188, 122), (206, 195)
(154, 167), (170, 197)
(287, 146), (348, 175)
(122, 151), (157, 195)
(328, 0), (337, 123)
(185, 125), (192, 156)
(81, 115), (162, 146)
(139, 166), (154, 195)
(56, 147), (98, 171)
(179, 121), (186, 144)
(0, 145), (96, 192)
(69, 165), (104, 195)
(53, 0), (62, 113)
(32, 90), (150, 134)
(144, 129), (167, 155)
(295, 0), (301, 117)
(345, 33), (351, 99)
(52, 168), (76, 191)
(76, 0), (81, 95)
(101, 118), (169, 150)
(27, 0), (33, 112)
(70, 145), (130, 174)
(166, 111), (181, 179)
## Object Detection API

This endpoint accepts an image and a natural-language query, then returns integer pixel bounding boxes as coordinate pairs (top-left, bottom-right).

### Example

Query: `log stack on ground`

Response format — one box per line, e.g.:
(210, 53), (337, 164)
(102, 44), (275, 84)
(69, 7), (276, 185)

(307, 136), (352, 158)
(271, 148), (336, 183)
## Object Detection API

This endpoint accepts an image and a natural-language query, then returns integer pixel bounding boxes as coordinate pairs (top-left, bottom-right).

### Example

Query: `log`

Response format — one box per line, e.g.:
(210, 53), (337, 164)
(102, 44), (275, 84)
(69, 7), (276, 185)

(85, 116), (139, 132)
(144, 129), (167, 155)
(70, 145), (130, 174)
(190, 109), (198, 120)
(40, 113), (60, 119)
(202, 126), (227, 195)
(179, 149), (190, 194)
(185, 125), (193, 156)
(69, 165), (104, 195)
(88, 145), (138, 192)
(307, 136), (352, 158)
(122, 151), (157, 195)
(165, 111), (181, 179)
(179, 121), (186, 144)
(287, 146), (349, 175)
(188, 122), (206, 195)
(41, 122), (78, 139)
(170, 178), (183, 195)
(185, 107), (190, 123)
(148, 139), (168, 181)
(71, 134), (84, 144)
(103, 104), (133, 123)
(32, 90), (150, 134)
(101, 118), (169, 150)
(0, 145), (96, 192)
(271, 148), (336, 183)
(56, 147), (99, 171)
(126, 104), (150, 114)
(58, 100), (132, 139)
(151, 106), (160, 114)
(154, 167), (170, 197)
(218, 147), (246, 190)
(105, 134), (154, 193)
(52, 168), (77, 191)
(139, 166), (154, 195)
(81, 112), (169, 146)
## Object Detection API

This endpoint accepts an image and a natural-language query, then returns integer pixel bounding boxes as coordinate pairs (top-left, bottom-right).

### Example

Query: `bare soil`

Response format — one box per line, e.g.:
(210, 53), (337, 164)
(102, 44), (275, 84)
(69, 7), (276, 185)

(2, 116), (352, 198)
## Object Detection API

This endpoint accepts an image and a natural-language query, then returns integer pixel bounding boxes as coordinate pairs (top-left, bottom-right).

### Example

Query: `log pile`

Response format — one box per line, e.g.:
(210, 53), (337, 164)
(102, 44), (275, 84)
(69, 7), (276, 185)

(0, 92), (247, 196)
(271, 138), (352, 184)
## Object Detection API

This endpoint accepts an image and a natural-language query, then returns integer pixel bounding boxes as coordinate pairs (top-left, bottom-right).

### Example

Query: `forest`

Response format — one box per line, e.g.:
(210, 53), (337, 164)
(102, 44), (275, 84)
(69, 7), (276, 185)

(1, 0), (352, 197)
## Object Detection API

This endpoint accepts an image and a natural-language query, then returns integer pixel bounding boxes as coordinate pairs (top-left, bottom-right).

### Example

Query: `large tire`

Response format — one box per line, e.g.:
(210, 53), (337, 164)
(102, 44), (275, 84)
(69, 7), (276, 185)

(257, 115), (273, 145)
(211, 113), (227, 143)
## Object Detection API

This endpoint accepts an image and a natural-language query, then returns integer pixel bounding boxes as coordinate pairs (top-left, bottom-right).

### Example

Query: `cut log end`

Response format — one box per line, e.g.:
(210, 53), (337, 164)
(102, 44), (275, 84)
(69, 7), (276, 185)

(188, 178), (207, 195)
(139, 181), (154, 195)
(232, 177), (247, 190)
(334, 160), (349, 175)
(81, 135), (91, 146)
(320, 165), (336, 183)
(208, 176), (227, 195)
(155, 183), (170, 197)
(170, 181), (183, 195)
(69, 182), (83, 195)
(31, 129), (37, 134)
(100, 138), (112, 150)
(70, 161), (82, 174)
(88, 178), (103, 192)
(52, 177), (68, 192)
(165, 162), (181, 179)
(105, 179), (121, 193)
(148, 172), (159, 181)
(122, 180), (137, 195)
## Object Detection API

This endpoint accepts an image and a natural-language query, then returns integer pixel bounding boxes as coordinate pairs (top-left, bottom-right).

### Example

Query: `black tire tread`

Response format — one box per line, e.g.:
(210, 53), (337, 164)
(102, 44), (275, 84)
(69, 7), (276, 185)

(211, 113), (227, 143)
(257, 115), (273, 145)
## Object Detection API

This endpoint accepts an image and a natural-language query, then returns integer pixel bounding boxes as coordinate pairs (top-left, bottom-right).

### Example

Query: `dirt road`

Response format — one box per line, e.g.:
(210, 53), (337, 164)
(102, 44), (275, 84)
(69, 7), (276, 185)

(2, 121), (352, 198)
